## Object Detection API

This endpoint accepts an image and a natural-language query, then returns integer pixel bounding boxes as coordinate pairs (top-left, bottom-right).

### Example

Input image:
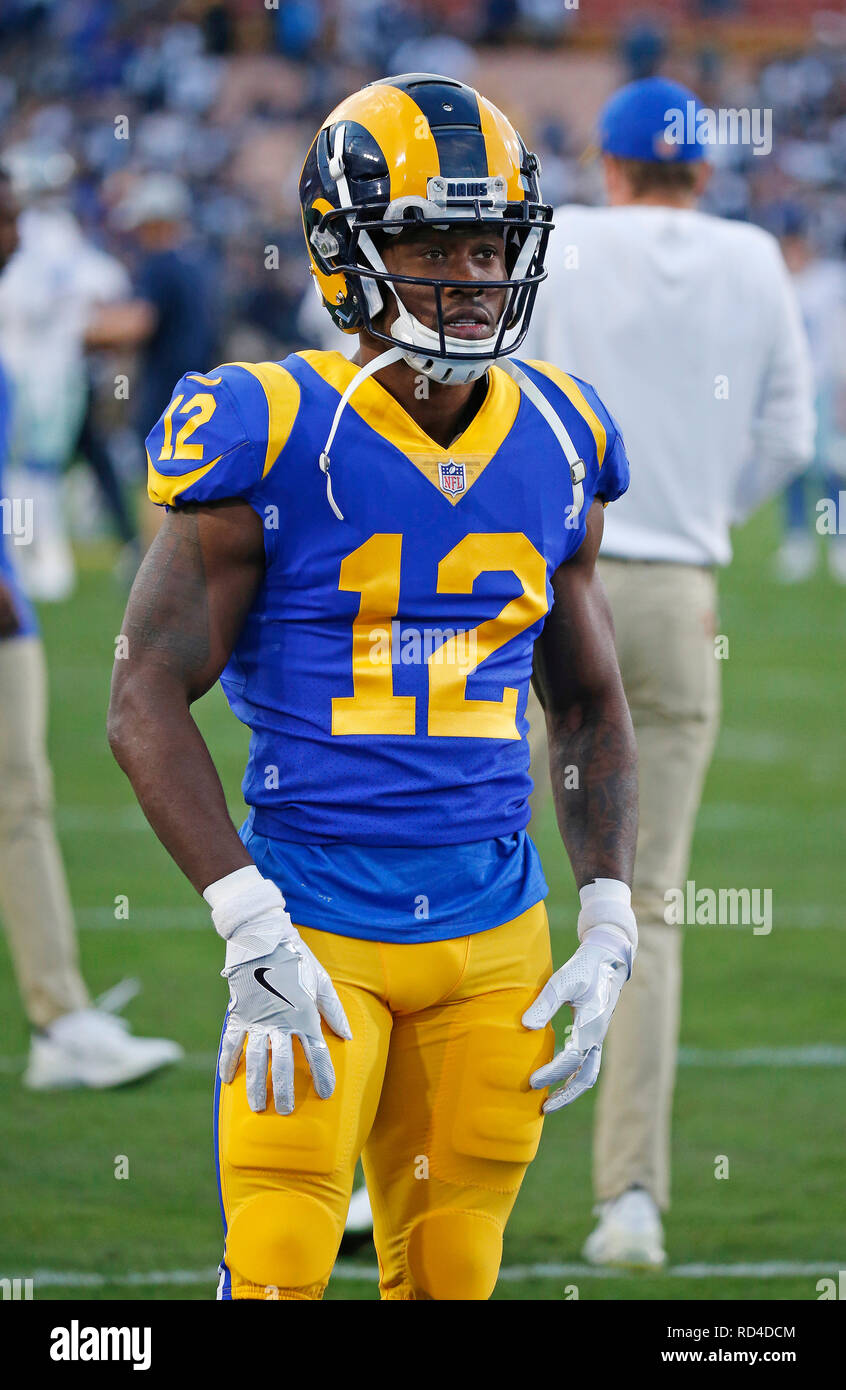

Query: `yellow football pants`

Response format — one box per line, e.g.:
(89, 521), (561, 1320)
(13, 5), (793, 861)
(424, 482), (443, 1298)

(215, 901), (554, 1300)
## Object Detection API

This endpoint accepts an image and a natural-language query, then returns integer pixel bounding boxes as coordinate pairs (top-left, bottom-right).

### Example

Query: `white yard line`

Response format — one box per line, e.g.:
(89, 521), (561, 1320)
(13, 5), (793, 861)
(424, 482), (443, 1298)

(76, 903), (842, 931)
(60, 801), (809, 834)
(677, 1045), (846, 1067)
(3, 1045), (845, 1078)
(495, 1260), (842, 1282)
(55, 799), (841, 837)
(548, 903), (841, 931)
(8, 1260), (842, 1290)
(695, 802), (834, 831)
(76, 907), (209, 930)
(57, 806), (247, 834)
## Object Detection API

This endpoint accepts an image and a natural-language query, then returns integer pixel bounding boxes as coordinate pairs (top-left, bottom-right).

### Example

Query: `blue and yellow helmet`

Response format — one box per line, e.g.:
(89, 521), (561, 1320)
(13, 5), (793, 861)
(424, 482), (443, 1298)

(299, 72), (553, 383)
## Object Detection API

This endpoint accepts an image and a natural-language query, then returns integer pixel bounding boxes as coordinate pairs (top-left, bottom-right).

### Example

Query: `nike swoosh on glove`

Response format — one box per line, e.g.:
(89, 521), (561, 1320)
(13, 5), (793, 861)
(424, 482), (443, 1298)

(220, 935), (352, 1115)
(204, 864), (351, 1116)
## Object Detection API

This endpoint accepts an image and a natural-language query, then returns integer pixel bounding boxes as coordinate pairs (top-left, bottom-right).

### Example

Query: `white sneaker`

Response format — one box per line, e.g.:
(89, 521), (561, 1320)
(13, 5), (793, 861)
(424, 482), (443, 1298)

(826, 538), (846, 584)
(340, 1184), (374, 1254)
(345, 1185), (373, 1234)
(11, 470), (77, 602)
(774, 533), (816, 584)
(23, 1008), (183, 1091)
(582, 1187), (666, 1269)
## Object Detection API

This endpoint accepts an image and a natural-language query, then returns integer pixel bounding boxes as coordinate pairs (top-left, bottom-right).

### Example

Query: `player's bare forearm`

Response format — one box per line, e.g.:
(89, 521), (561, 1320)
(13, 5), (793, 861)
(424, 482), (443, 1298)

(544, 688), (637, 887)
(109, 671), (252, 894)
(108, 501), (266, 895)
(532, 501), (637, 888)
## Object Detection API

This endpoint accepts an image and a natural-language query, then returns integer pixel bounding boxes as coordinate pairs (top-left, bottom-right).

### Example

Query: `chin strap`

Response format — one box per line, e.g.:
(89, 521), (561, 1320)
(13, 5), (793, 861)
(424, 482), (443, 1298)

(318, 350), (588, 524)
(498, 359), (587, 527)
(318, 346), (405, 519)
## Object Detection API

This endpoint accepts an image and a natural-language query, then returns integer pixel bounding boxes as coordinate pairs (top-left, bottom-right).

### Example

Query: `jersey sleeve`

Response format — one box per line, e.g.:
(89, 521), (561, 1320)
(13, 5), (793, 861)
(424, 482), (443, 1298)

(567, 374), (630, 507)
(523, 360), (630, 508)
(146, 361), (300, 508)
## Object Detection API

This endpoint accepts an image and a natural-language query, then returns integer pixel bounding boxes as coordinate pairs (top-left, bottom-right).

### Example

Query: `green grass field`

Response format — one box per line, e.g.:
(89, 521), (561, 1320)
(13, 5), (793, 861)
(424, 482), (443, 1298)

(1, 503), (844, 1301)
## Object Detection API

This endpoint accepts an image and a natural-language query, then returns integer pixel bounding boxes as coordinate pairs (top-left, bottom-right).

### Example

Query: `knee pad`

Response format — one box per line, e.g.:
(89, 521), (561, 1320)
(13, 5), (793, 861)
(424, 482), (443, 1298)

(226, 1191), (339, 1293)
(406, 1209), (503, 1301)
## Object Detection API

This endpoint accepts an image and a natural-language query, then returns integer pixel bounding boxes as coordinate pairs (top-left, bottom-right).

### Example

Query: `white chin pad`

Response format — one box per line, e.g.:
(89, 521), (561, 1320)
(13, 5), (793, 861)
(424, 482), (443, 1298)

(400, 347), (494, 385)
(389, 309), (503, 383)
(392, 311), (499, 357)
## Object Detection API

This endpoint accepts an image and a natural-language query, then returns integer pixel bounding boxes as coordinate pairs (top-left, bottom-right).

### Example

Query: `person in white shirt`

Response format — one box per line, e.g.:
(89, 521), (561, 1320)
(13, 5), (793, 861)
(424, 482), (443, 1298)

(0, 170), (183, 1092)
(0, 150), (134, 600)
(523, 76), (815, 1267)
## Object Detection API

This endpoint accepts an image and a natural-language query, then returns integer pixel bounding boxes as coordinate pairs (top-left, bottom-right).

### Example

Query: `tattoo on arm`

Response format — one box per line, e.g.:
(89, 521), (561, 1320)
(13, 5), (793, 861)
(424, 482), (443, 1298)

(108, 500), (265, 893)
(125, 508), (211, 688)
(534, 501), (638, 888)
(547, 703), (638, 888)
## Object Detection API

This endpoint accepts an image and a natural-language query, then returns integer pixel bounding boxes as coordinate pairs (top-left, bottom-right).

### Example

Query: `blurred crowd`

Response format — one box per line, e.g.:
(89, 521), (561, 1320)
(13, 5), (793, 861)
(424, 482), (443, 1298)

(0, 0), (844, 590)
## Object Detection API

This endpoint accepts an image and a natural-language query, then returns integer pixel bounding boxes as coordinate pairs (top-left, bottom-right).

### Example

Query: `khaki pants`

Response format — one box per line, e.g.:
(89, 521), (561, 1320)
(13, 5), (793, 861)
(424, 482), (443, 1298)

(0, 635), (88, 1027)
(528, 560), (720, 1210)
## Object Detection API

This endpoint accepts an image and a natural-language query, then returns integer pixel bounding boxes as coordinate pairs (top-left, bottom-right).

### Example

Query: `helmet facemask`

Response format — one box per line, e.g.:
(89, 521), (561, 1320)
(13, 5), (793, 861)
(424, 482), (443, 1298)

(357, 206), (550, 384)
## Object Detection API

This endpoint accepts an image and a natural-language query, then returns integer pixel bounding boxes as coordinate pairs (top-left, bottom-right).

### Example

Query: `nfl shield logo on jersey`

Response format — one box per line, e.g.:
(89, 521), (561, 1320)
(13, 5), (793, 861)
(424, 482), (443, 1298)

(439, 460), (466, 497)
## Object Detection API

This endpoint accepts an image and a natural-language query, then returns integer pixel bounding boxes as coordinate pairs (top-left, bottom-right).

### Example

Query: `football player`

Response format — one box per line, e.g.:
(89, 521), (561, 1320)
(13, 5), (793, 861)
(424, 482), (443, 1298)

(108, 74), (638, 1301)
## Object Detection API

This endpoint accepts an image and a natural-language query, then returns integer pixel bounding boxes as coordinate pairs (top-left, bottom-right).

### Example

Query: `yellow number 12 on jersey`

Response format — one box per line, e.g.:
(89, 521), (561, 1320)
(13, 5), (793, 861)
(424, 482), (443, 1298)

(331, 532), (548, 740)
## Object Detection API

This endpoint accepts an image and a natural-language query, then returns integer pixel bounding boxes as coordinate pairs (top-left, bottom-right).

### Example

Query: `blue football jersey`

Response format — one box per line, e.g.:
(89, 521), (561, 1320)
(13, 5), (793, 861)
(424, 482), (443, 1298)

(146, 351), (629, 849)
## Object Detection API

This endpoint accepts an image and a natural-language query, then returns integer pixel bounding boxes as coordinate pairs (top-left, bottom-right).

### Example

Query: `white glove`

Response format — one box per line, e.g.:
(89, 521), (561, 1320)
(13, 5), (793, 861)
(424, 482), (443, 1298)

(522, 879), (636, 1113)
(204, 865), (352, 1115)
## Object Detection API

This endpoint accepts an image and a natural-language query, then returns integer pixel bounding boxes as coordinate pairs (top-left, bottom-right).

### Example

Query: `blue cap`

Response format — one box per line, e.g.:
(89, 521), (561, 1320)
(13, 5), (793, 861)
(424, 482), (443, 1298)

(598, 77), (707, 163)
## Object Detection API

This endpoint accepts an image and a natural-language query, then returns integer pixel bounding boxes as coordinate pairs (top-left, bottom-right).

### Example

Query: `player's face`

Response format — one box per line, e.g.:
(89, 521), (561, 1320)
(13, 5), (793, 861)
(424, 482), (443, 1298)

(0, 183), (20, 272)
(380, 226), (508, 340)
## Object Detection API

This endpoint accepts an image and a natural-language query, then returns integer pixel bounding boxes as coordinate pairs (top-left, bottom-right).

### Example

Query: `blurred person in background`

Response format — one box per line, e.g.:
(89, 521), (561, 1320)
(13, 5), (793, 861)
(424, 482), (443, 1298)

(524, 77), (815, 1267)
(0, 169), (182, 1091)
(71, 357), (142, 582)
(86, 173), (221, 548)
(766, 202), (846, 583)
(620, 17), (668, 82)
(0, 144), (133, 599)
